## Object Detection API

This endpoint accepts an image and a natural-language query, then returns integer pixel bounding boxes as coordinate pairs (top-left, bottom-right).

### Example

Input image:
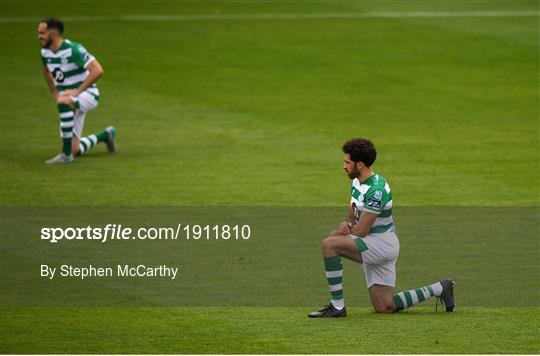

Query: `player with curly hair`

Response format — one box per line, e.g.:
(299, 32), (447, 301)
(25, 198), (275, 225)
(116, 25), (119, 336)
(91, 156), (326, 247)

(309, 138), (455, 317)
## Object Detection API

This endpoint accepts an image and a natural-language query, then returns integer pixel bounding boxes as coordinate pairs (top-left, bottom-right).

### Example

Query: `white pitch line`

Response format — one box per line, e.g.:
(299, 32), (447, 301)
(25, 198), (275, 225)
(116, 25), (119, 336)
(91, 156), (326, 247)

(1, 10), (539, 23)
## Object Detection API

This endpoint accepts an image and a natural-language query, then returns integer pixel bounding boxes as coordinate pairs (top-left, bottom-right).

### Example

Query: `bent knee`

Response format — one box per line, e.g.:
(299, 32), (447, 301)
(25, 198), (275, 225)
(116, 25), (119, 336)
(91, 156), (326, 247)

(71, 141), (80, 156)
(321, 235), (337, 248)
(373, 305), (396, 314)
(321, 236), (338, 254)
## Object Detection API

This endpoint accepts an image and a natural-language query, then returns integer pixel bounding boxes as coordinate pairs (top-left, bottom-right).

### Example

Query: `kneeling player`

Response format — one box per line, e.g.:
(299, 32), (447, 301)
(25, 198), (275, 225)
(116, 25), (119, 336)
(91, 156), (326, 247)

(309, 138), (455, 317)
(38, 17), (116, 164)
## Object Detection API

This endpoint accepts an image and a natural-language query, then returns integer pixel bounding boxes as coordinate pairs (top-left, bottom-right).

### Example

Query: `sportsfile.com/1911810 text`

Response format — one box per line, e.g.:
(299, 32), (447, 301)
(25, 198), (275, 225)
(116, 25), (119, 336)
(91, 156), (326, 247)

(40, 224), (252, 244)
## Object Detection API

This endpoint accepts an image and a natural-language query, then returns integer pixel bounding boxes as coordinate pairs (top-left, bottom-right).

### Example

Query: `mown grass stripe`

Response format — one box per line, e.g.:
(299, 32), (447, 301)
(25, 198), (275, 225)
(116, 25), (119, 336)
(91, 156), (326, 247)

(4, 11), (539, 23)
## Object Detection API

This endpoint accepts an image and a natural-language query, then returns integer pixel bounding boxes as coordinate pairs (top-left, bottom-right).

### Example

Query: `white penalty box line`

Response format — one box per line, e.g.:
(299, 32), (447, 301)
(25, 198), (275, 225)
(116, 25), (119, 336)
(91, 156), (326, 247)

(1, 10), (539, 23)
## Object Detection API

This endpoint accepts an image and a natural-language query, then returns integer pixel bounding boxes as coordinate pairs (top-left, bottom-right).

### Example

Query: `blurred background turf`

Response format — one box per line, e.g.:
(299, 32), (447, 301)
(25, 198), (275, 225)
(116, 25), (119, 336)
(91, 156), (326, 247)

(1, 1), (538, 353)
(1, 1), (538, 206)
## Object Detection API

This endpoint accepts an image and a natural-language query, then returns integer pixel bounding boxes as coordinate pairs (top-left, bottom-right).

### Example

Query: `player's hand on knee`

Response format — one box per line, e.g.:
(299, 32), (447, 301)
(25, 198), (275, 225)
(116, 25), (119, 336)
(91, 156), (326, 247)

(337, 221), (353, 235)
(56, 93), (73, 106)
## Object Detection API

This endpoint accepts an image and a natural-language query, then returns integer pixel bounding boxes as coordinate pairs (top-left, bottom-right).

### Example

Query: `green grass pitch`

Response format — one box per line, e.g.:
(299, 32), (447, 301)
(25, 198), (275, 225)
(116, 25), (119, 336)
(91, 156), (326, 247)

(1, 0), (539, 354)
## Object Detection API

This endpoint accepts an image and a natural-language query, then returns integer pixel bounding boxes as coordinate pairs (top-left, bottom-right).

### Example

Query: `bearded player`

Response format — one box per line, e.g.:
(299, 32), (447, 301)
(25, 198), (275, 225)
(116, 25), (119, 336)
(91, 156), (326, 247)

(38, 17), (116, 164)
(309, 138), (455, 317)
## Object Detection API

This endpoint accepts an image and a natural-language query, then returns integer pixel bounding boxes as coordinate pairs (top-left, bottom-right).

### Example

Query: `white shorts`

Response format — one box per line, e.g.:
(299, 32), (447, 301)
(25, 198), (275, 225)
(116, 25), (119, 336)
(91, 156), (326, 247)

(58, 91), (99, 138)
(350, 232), (400, 288)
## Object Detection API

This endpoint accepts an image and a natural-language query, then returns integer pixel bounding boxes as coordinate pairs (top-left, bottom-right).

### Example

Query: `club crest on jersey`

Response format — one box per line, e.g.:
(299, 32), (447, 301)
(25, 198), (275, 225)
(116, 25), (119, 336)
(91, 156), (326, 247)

(61, 57), (68, 64)
(374, 190), (382, 200)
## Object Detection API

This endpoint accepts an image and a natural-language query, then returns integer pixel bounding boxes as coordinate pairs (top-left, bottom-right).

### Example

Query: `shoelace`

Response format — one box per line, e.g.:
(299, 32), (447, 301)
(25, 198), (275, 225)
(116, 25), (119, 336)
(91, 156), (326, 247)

(435, 297), (442, 312)
(319, 304), (332, 313)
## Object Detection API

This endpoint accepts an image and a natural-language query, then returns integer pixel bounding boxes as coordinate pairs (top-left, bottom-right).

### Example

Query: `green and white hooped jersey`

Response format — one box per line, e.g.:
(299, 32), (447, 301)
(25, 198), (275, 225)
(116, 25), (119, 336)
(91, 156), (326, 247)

(41, 39), (99, 100)
(350, 173), (395, 234)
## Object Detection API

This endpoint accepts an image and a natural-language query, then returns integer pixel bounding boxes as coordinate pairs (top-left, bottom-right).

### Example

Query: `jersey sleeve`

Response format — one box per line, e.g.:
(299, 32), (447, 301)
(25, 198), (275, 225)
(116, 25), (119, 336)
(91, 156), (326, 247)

(72, 44), (95, 68)
(362, 186), (389, 215)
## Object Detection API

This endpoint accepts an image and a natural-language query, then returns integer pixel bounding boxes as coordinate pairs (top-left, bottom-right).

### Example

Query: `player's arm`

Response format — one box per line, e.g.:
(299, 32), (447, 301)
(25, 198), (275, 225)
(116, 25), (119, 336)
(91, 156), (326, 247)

(350, 187), (385, 237)
(350, 211), (377, 237)
(42, 67), (58, 99)
(71, 60), (104, 96)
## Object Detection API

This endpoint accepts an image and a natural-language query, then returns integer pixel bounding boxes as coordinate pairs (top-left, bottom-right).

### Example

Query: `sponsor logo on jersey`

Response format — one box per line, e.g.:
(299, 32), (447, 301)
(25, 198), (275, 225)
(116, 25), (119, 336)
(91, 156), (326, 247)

(52, 68), (65, 83)
(79, 46), (91, 62)
(366, 198), (381, 211)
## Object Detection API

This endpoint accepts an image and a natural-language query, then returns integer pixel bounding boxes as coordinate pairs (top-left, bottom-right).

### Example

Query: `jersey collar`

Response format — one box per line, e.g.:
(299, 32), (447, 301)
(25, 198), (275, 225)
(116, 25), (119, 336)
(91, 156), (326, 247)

(360, 173), (376, 185)
(51, 39), (67, 53)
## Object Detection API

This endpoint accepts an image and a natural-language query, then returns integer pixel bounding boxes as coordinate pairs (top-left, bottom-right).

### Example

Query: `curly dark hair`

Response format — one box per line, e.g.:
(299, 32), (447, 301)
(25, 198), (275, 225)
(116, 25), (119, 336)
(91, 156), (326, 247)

(342, 138), (377, 167)
(41, 17), (64, 34)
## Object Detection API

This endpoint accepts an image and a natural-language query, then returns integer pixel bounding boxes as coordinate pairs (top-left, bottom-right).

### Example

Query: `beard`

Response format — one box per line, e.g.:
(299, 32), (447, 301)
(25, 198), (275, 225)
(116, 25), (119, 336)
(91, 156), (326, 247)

(42, 37), (53, 48)
(347, 166), (360, 180)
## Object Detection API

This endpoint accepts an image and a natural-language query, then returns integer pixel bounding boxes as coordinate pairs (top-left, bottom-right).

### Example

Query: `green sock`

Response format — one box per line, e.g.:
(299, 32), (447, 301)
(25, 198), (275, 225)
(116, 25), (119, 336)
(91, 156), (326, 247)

(95, 130), (108, 142)
(78, 129), (108, 155)
(324, 255), (344, 309)
(57, 103), (73, 156)
(393, 282), (443, 311)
